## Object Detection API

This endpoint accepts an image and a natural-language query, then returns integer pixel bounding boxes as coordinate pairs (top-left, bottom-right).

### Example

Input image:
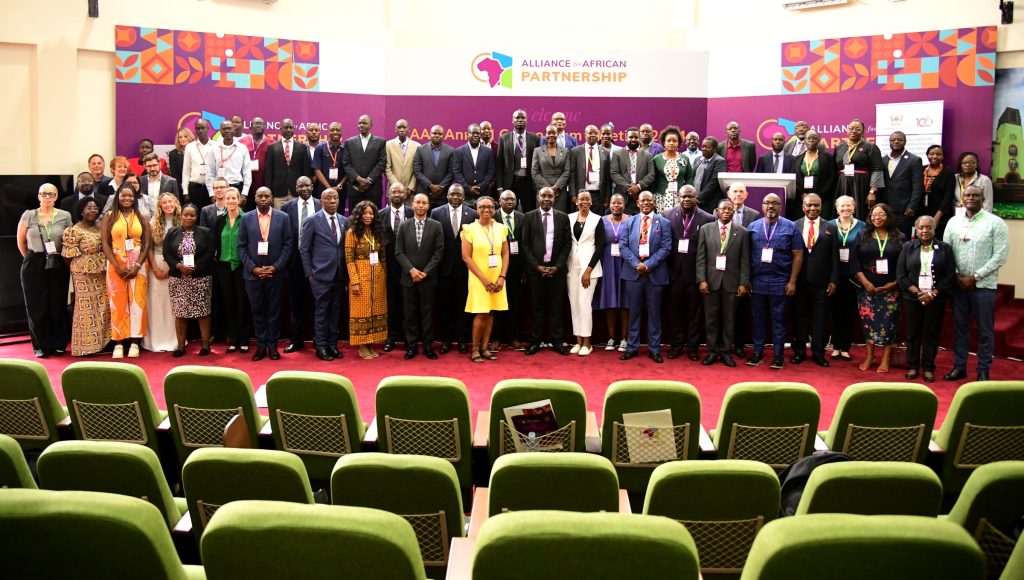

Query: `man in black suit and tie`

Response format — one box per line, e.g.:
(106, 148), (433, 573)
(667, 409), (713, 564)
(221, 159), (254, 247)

(429, 184), (477, 354)
(570, 125), (612, 212)
(395, 193), (444, 360)
(694, 137), (728, 213)
(265, 119), (312, 210)
(697, 199), (750, 367)
(237, 187), (292, 361)
(717, 121), (757, 173)
(610, 128), (656, 215)
(342, 114), (387, 212)
(755, 132), (797, 175)
(881, 131), (924, 236)
(453, 123), (496, 208)
(299, 188), (349, 361)
(414, 125), (455, 209)
(791, 193), (839, 367)
(380, 183), (413, 352)
(521, 187), (571, 355)
(664, 185), (715, 360)
(497, 109), (541, 213)
(280, 176), (321, 352)
(61, 172), (108, 221)
(493, 190), (527, 350)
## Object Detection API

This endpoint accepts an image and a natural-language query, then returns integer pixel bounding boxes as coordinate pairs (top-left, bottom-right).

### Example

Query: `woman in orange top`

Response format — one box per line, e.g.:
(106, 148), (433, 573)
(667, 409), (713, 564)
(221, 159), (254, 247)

(101, 183), (152, 358)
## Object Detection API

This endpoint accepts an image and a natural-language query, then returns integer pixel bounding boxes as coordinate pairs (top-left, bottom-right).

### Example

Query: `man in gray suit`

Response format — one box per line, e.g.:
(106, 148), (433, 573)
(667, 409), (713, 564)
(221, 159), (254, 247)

(413, 125), (455, 209)
(395, 193), (444, 360)
(697, 198), (750, 367)
(610, 127), (656, 215)
(140, 153), (178, 211)
(569, 125), (612, 212)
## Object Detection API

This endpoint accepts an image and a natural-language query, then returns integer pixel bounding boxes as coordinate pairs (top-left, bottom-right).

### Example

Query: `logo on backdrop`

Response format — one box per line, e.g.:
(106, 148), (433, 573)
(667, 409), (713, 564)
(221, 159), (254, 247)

(755, 117), (800, 150)
(755, 116), (874, 150)
(472, 52), (514, 90)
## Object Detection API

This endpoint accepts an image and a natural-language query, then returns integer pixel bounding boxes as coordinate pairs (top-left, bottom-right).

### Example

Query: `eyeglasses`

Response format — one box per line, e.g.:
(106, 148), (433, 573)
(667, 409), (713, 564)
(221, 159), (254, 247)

(763, 201), (781, 206)
(39, 192), (57, 198)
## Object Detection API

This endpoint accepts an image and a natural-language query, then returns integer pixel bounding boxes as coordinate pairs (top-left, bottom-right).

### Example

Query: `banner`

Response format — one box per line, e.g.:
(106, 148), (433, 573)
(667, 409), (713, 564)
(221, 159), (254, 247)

(875, 100), (943, 159)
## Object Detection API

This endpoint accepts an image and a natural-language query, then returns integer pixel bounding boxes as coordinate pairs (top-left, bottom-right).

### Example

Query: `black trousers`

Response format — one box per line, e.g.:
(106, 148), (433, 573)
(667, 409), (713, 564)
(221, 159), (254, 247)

(244, 276), (284, 348)
(437, 266), (471, 344)
(528, 268), (566, 345)
(385, 259), (404, 342)
(793, 283), (828, 357)
(216, 261), (251, 346)
(20, 256), (70, 352)
(831, 278), (861, 351)
(287, 260), (314, 345)
(733, 293), (752, 349)
(187, 182), (211, 210)
(669, 278), (703, 350)
(511, 175), (536, 213)
(495, 261), (525, 344)
(403, 283), (437, 346)
(904, 297), (945, 372)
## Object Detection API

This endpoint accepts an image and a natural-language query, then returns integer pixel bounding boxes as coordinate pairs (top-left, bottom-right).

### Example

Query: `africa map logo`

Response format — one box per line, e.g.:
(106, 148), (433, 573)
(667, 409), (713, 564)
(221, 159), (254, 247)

(472, 52), (513, 89)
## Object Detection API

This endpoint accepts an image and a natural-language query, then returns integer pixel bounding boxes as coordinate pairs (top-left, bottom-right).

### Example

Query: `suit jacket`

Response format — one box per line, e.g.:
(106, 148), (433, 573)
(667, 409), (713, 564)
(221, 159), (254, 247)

(237, 208), (292, 280)
(569, 143), (612, 209)
(413, 143), (455, 197)
(380, 204), (415, 279)
(199, 203), (226, 230)
(754, 151), (796, 174)
(281, 196), (321, 266)
(163, 226), (215, 278)
(695, 220), (750, 292)
(882, 151), (924, 214)
(557, 133), (578, 150)
(264, 139), (312, 199)
(610, 148), (656, 214)
(520, 208), (570, 273)
(61, 192), (109, 221)
(794, 149), (839, 207)
(784, 136), (829, 156)
(429, 204), (478, 275)
(619, 212), (673, 285)
(531, 147), (571, 210)
(896, 239), (956, 300)
(693, 154), (728, 213)
(496, 130), (541, 190)
(342, 134), (387, 198)
(139, 173), (179, 197)
(385, 138), (419, 194)
(452, 143), (496, 199)
(299, 210), (349, 290)
(793, 217), (840, 287)
(717, 139), (757, 173)
(663, 206), (715, 282)
(395, 217), (444, 287)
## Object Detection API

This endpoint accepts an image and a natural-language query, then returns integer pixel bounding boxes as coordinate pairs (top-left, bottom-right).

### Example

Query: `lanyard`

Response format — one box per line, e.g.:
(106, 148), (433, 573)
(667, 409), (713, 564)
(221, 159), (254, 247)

(924, 164), (942, 192)
(36, 210), (52, 241)
(843, 141), (859, 165)
(218, 144), (237, 167)
(681, 211), (695, 237)
(919, 243), (934, 273)
(606, 215), (623, 242)
(874, 231), (888, 256)
(762, 220), (778, 245)
(364, 233), (376, 252)
(838, 218), (857, 247)
(958, 173), (978, 204)
(327, 143), (341, 167)
(196, 140), (208, 165)
(250, 137), (265, 160)
(481, 222), (497, 255)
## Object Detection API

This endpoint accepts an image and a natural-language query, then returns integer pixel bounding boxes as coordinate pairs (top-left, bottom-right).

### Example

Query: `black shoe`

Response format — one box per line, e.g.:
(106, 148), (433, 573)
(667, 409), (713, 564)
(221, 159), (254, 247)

(423, 346), (438, 360)
(525, 344), (541, 355)
(172, 349), (185, 358)
(439, 342), (452, 354)
(722, 356), (737, 367)
(667, 346), (683, 360)
(620, 350), (638, 360)
(791, 353), (805, 364)
(198, 346), (211, 356)
(944, 368), (968, 381)
(746, 355), (763, 366)
(458, 343), (469, 354)
(813, 356), (830, 367)
(252, 348), (267, 361)
(268, 347), (280, 361)
(383, 339), (396, 352)
(404, 349), (417, 360)
(316, 348), (334, 361)
(688, 351), (701, 361)
(770, 357), (785, 370)
(329, 347), (343, 359)
(977, 371), (990, 381)
(701, 354), (719, 366)
(734, 346), (747, 359)
(554, 344), (570, 355)
(649, 353), (664, 364)
(283, 342), (303, 353)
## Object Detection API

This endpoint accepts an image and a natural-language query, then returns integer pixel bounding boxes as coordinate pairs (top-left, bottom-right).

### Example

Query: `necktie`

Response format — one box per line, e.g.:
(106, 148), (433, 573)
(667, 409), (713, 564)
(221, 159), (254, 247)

(416, 219), (423, 246)
(629, 150), (637, 175)
(807, 219), (816, 249)
(507, 213), (515, 236)
(285, 140), (291, 165)
(451, 208), (459, 236)
(542, 211), (552, 262)
(393, 208), (401, 232)
(517, 133), (524, 154)
(300, 200), (309, 238)
(721, 223), (727, 244)
(640, 215), (650, 245)
(587, 146), (594, 182)
(795, 141), (806, 156)
(401, 140), (407, 155)
(774, 154), (780, 173)
(330, 215), (338, 242)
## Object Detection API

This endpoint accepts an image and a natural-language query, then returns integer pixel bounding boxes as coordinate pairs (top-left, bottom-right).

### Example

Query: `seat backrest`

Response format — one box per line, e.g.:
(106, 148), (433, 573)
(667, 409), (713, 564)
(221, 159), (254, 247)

(1001, 533), (1024, 580)
(0, 489), (197, 579)
(487, 452), (619, 517)
(0, 358), (67, 451)
(61, 361), (164, 453)
(375, 376), (472, 490)
(37, 440), (181, 528)
(714, 382), (820, 469)
(182, 447), (314, 538)
(795, 461), (942, 516)
(946, 461), (1024, 578)
(164, 365), (260, 465)
(0, 433), (36, 489)
(488, 379), (587, 462)
(472, 510), (700, 579)
(266, 371), (364, 485)
(201, 500), (426, 580)
(824, 382), (938, 463)
(331, 453), (464, 569)
(741, 514), (985, 580)
(933, 381), (1024, 496)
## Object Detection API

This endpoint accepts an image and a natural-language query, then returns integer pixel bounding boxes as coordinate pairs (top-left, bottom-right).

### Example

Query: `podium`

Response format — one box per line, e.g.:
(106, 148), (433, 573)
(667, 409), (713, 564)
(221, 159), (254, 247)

(718, 172), (797, 214)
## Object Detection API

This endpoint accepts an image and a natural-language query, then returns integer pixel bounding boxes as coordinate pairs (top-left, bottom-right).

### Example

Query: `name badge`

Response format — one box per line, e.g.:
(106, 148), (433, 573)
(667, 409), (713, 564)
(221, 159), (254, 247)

(677, 239), (689, 253)
(369, 251), (379, 266)
(520, 156), (527, 170)
(918, 274), (933, 291)
(610, 243), (620, 257)
(124, 239), (135, 252)
(217, 167), (226, 178)
(844, 164), (855, 177)
(509, 240), (519, 255)
(183, 253), (195, 268)
(257, 241), (269, 256)
(44, 241), (57, 255)
(488, 254), (499, 268)
(639, 243), (650, 259)
(839, 248), (850, 262)
(329, 167), (339, 181)
(876, 259), (889, 275)
(197, 165), (208, 177)
(955, 206), (967, 219)
(761, 248), (774, 263)
(803, 175), (814, 189)
(588, 171), (600, 183)
(250, 159), (259, 172)
(666, 181), (678, 194)
(715, 254), (727, 271)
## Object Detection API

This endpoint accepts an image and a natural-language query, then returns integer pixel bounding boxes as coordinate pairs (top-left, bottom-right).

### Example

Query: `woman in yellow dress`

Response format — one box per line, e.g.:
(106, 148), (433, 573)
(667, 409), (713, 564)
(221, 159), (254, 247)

(461, 196), (509, 362)
(346, 200), (388, 359)
(101, 183), (152, 359)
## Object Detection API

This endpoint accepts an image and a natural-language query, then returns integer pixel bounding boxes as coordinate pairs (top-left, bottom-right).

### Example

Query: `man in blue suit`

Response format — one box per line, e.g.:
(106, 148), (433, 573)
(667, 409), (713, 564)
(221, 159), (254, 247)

(280, 176), (321, 352)
(238, 187), (293, 361)
(300, 187), (349, 361)
(452, 123), (496, 208)
(619, 191), (673, 363)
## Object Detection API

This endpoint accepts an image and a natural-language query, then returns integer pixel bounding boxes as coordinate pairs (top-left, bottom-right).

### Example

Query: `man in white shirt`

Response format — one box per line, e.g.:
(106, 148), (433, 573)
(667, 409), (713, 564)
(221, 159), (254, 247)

(205, 119), (252, 204)
(181, 119), (214, 208)
(305, 122), (321, 158)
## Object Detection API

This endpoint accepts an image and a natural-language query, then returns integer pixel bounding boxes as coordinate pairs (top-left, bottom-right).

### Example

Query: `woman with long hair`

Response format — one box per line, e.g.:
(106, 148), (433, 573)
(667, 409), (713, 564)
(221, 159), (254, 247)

(168, 127), (195, 198)
(346, 200), (388, 359)
(143, 192), (181, 352)
(952, 151), (995, 214)
(101, 183), (152, 358)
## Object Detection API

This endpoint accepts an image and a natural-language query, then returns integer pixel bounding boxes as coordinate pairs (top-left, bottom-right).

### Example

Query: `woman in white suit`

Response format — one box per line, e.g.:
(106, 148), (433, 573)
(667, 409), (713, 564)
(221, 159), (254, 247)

(567, 190), (606, 356)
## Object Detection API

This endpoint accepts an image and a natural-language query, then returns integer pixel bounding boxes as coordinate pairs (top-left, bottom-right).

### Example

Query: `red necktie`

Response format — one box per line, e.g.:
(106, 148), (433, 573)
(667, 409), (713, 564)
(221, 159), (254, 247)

(285, 140), (291, 165)
(807, 219), (815, 249)
(640, 215), (650, 245)
(721, 223), (727, 243)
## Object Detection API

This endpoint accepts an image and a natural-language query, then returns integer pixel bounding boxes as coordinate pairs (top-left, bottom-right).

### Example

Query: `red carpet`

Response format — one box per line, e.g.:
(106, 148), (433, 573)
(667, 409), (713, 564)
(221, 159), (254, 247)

(2, 341), (1021, 428)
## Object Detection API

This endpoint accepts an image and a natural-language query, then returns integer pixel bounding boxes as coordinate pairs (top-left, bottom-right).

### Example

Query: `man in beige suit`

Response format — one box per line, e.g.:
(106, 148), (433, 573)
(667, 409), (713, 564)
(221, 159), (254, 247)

(386, 119), (419, 206)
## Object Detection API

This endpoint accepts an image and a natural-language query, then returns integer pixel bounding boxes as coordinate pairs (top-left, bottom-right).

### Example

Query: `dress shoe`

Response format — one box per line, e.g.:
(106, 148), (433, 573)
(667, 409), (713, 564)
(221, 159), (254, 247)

(649, 353), (664, 364)
(252, 348), (267, 361)
(439, 342), (452, 354)
(423, 346), (438, 360)
(746, 354), (763, 366)
(770, 357), (785, 370)
(733, 346), (747, 359)
(701, 354), (719, 366)
(944, 368), (968, 381)
(977, 371), (990, 381)
(552, 344), (569, 355)
(315, 348), (334, 361)
(458, 343), (469, 354)
(813, 356), (830, 367)
(510, 340), (526, 351)
(383, 339), (396, 352)
(404, 349), (417, 360)
(620, 350), (638, 360)
(172, 349), (185, 358)
(667, 346), (683, 360)
(525, 344), (541, 355)
(198, 346), (211, 356)
(721, 356), (737, 367)
(688, 351), (700, 362)
(283, 342), (303, 353)
(268, 347), (281, 361)
(791, 353), (805, 364)
(329, 347), (343, 359)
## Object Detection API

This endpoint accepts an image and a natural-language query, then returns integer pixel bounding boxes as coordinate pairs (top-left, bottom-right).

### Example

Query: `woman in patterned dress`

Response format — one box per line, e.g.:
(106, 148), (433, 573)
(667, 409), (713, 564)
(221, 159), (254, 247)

(164, 204), (215, 357)
(652, 125), (693, 214)
(62, 198), (110, 356)
(851, 203), (905, 373)
(101, 183), (152, 359)
(346, 200), (388, 359)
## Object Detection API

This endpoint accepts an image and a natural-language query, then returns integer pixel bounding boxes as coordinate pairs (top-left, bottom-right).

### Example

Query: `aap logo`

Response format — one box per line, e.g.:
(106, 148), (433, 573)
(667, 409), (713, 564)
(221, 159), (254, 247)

(472, 52), (513, 90)
(755, 117), (799, 150)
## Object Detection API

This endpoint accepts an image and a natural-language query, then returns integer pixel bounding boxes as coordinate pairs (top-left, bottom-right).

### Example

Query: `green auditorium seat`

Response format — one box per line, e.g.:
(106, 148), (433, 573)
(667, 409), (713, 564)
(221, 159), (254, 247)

(822, 382), (938, 463)
(795, 461), (942, 516)
(487, 379), (587, 463)
(945, 461), (1024, 579)
(0, 433), (36, 488)
(486, 452), (619, 516)
(0, 358), (67, 452)
(712, 382), (820, 470)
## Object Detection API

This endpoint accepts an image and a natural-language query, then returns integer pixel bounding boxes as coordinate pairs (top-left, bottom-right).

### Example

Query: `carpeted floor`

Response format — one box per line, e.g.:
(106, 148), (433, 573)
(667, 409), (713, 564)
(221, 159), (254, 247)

(2, 340), (1021, 428)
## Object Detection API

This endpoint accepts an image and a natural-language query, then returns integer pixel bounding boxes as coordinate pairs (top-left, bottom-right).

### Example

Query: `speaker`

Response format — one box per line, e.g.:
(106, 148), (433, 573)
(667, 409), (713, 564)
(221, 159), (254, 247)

(88, 0), (98, 18)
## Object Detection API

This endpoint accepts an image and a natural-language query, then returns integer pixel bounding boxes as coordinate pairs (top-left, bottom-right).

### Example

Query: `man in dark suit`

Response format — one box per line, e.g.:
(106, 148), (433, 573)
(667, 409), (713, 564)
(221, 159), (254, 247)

(569, 125), (612, 212)
(881, 131), (924, 236)
(664, 185), (715, 360)
(496, 109), (541, 212)
(717, 121), (757, 173)
(619, 191), (673, 363)
(493, 190), (527, 350)
(413, 125), (455, 209)
(610, 127), (656, 215)
(87, 153), (112, 193)
(237, 187), (292, 361)
(61, 172), (108, 221)
(380, 183), (414, 352)
(724, 182), (762, 227)
(342, 114), (387, 212)
(395, 193), (444, 360)
(696, 198), (750, 367)
(782, 121), (813, 156)
(520, 187), (570, 355)
(265, 118), (312, 210)
(280, 176), (321, 352)
(694, 137), (728, 213)
(754, 132), (797, 175)
(300, 188), (349, 361)
(140, 153), (178, 208)
(429, 184), (477, 354)
(452, 123), (496, 208)
(791, 193), (839, 366)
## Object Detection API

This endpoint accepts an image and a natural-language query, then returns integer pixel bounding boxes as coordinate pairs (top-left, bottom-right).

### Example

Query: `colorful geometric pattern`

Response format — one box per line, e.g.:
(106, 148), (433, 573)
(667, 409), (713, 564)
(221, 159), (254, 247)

(781, 27), (996, 94)
(115, 25), (319, 91)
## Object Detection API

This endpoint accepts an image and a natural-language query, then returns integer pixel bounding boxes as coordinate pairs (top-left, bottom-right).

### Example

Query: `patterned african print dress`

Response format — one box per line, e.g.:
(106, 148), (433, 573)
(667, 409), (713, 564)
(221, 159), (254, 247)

(345, 229), (387, 345)
(62, 224), (110, 356)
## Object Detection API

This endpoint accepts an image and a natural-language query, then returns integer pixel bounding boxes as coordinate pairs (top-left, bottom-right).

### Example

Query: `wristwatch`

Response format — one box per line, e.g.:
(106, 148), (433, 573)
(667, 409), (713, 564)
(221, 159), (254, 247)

(974, 273), (982, 281)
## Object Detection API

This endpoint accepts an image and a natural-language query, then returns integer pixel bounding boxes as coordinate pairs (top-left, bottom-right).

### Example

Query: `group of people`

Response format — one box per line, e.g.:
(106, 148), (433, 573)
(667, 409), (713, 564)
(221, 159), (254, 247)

(16, 112), (1009, 380)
